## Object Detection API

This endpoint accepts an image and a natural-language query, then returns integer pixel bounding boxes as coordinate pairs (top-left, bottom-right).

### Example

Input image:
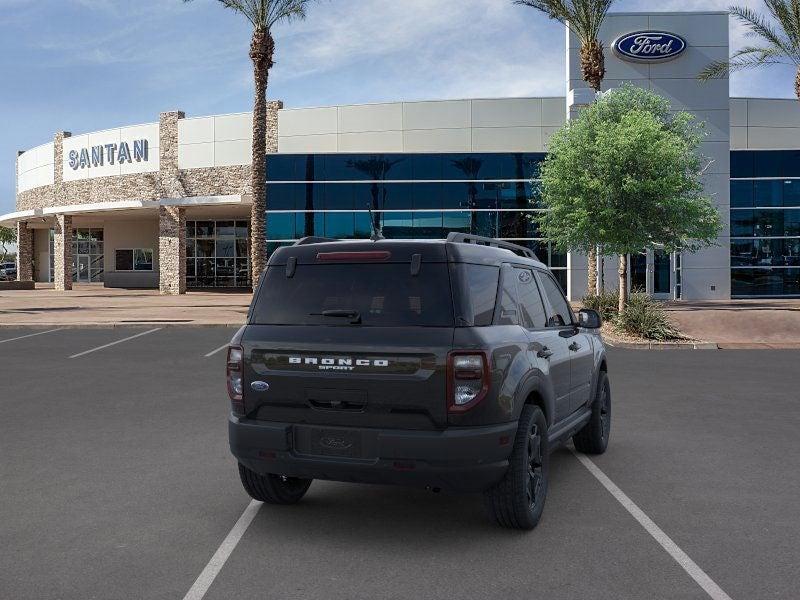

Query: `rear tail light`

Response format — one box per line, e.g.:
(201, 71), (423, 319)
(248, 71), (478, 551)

(227, 345), (244, 414)
(447, 351), (490, 413)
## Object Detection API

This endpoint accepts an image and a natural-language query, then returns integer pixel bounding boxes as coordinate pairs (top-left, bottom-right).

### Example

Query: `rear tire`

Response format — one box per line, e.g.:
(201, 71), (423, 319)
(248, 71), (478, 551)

(483, 405), (549, 530)
(238, 463), (312, 504)
(573, 371), (611, 455)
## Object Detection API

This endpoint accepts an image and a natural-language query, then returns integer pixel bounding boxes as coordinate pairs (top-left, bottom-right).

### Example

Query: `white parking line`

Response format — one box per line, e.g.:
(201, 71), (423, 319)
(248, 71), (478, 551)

(571, 449), (733, 600)
(182, 500), (262, 600)
(0, 328), (63, 345)
(68, 328), (162, 359)
(204, 343), (230, 358)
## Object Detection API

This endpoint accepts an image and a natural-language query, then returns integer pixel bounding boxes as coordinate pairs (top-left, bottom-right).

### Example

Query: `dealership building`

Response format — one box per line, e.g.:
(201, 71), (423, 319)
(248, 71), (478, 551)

(4, 10), (800, 300)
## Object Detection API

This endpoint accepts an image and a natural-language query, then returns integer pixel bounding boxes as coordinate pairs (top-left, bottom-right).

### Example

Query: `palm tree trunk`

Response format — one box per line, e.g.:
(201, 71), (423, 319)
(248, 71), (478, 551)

(618, 254), (628, 313)
(249, 29), (274, 288)
(796, 67), (800, 102)
(581, 39), (604, 295)
(587, 247), (598, 295)
(580, 40), (605, 93)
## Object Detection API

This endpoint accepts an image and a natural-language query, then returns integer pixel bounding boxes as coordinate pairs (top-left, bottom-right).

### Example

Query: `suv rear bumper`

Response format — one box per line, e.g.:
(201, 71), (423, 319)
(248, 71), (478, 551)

(229, 415), (517, 493)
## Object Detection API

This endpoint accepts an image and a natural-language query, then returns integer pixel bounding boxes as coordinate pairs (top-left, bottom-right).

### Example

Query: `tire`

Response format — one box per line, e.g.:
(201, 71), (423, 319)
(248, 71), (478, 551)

(483, 405), (549, 530)
(573, 371), (611, 455)
(238, 463), (312, 505)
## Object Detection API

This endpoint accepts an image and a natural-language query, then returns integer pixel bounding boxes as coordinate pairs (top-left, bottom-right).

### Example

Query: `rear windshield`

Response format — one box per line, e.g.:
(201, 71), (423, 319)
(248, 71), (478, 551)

(251, 263), (454, 327)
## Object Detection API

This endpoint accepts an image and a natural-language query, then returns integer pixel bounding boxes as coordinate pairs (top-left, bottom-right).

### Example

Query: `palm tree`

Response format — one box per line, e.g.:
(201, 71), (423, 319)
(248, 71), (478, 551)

(515, 0), (615, 294)
(699, 2), (800, 101)
(184, 0), (314, 287)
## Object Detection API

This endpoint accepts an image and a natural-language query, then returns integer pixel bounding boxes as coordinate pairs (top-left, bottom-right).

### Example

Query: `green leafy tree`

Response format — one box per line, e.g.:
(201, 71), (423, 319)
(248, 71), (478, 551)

(536, 85), (722, 311)
(184, 0), (315, 286)
(515, 0), (616, 293)
(0, 226), (15, 263)
(699, 2), (800, 100)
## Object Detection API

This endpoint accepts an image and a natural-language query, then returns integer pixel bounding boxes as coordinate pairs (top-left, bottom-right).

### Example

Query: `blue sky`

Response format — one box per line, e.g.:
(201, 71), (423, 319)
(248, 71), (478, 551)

(1, 0), (797, 215)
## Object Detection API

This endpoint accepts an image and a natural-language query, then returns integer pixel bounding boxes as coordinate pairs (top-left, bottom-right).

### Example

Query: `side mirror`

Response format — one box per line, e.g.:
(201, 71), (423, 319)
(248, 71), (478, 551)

(578, 308), (602, 329)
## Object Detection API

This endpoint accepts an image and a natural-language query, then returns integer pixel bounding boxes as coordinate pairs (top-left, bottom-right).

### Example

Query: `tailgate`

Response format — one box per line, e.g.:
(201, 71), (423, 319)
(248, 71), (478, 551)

(241, 325), (453, 430)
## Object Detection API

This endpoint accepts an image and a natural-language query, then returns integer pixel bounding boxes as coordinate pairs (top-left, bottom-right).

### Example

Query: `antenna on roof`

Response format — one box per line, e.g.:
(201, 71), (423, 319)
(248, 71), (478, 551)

(367, 203), (384, 241)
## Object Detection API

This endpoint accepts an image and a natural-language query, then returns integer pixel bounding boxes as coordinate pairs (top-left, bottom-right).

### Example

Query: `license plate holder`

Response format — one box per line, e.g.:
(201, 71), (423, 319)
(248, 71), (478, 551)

(301, 427), (363, 459)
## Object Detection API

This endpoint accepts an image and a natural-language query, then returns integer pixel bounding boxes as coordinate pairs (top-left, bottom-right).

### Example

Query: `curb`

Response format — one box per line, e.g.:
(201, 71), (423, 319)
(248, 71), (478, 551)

(604, 340), (719, 350)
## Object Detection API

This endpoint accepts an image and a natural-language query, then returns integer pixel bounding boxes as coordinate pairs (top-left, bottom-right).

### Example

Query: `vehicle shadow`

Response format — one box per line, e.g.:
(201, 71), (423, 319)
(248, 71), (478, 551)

(246, 448), (578, 546)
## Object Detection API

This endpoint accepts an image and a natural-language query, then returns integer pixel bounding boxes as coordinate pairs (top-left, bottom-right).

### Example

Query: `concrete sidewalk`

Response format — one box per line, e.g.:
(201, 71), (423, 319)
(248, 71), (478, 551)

(665, 300), (800, 349)
(0, 284), (251, 327)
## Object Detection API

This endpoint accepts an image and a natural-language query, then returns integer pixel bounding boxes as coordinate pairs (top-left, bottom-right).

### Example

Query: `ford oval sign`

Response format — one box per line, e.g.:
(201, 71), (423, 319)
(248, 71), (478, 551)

(250, 381), (270, 392)
(613, 31), (686, 63)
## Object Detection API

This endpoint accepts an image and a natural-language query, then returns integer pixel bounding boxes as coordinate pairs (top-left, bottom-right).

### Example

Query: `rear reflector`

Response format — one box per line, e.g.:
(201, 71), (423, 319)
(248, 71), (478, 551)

(316, 251), (391, 262)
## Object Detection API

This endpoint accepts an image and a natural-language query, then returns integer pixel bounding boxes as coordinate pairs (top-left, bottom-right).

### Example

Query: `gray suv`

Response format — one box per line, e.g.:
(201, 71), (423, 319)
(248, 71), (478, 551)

(227, 234), (610, 529)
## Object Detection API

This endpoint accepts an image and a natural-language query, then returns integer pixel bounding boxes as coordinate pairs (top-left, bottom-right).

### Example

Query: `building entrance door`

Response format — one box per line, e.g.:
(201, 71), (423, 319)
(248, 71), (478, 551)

(77, 255), (90, 282)
(626, 249), (674, 299)
(652, 249), (672, 299)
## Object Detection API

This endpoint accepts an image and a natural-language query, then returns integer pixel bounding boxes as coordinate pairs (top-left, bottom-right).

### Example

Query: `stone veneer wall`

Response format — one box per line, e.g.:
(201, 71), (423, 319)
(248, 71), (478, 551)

(158, 206), (186, 295)
(15, 102), (282, 293)
(53, 214), (73, 291)
(15, 222), (33, 281)
(16, 102), (283, 212)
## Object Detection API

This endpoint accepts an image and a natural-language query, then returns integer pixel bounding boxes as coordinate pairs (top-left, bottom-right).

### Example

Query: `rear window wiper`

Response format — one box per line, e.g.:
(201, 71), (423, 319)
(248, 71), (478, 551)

(310, 309), (362, 324)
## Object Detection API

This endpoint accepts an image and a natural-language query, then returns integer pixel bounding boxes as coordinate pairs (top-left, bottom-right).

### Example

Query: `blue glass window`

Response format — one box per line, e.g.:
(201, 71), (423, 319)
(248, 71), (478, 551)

(412, 212), (444, 237)
(443, 211), (471, 233)
(382, 212), (414, 238)
(730, 151), (754, 178)
(266, 213), (295, 240)
(412, 182), (442, 209)
(324, 213), (355, 238)
(324, 183), (354, 210)
(266, 155), (297, 181)
(754, 180), (783, 207)
(412, 154), (442, 180)
(385, 183), (415, 210)
(267, 184), (297, 210)
(732, 268), (800, 296)
(754, 151), (783, 178)
(730, 181), (753, 208)
(783, 180), (800, 207)
(441, 183), (470, 209)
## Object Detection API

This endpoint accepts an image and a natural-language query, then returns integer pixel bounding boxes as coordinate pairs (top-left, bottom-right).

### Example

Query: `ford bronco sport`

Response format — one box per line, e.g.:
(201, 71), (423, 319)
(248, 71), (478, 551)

(227, 233), (609, 529)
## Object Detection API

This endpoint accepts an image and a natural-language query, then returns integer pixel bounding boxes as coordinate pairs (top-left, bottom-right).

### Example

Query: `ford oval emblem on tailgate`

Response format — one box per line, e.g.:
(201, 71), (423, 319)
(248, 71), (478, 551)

(319, 436), (353, 450)
(250, 381), (270, 392)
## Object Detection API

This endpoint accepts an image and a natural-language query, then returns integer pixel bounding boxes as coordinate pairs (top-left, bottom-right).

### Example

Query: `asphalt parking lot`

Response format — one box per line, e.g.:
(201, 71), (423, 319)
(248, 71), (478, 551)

(1, 327), (799, 600)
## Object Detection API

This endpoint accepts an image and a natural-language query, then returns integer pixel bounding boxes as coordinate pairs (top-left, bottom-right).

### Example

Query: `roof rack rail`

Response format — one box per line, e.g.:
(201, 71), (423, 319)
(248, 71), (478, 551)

(446, 232), (538, 260)
(293, 236), (339, 246)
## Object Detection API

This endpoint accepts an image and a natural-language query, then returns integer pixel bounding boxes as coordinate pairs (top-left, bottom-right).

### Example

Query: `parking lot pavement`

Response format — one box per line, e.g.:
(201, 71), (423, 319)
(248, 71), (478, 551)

(1, 328), (798, 599)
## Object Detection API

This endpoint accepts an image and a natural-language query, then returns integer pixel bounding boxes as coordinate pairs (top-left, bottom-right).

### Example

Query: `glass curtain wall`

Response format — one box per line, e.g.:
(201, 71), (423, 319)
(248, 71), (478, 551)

(731, 151), (800, 297)
(264, 153), (567, 290)
(186, 220), (251, 288)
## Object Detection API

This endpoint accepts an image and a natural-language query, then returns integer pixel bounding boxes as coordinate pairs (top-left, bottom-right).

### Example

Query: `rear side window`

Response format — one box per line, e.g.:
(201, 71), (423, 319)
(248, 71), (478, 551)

(251, 263), (454, 327)
(538, 271), (573, 327)
(515, 268), (548, 329)
(452, 264), (500, 326)
(496, 266), (519, 326)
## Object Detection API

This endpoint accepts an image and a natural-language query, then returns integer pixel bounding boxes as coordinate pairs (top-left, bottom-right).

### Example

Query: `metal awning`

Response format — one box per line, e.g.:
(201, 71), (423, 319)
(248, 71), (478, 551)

(0, 195), (247, 227)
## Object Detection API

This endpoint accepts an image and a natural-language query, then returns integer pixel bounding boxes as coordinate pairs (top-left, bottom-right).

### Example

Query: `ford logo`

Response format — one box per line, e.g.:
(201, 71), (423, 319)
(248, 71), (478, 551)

(613, 31), (686, 63)
(250, 381), (270, 392)
(319, 436), (353, 450)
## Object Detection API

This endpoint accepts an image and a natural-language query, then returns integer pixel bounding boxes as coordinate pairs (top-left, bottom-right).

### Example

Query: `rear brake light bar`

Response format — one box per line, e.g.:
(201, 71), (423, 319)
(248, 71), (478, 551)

(447, 351), (490, 413)
(227, 345), (244, 415)
(316, 251), (391, 262)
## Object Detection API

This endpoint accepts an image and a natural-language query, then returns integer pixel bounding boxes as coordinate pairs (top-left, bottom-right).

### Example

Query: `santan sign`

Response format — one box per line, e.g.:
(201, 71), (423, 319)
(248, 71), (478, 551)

(613, 31), (687, 62)
(67, 139), (149, 170)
